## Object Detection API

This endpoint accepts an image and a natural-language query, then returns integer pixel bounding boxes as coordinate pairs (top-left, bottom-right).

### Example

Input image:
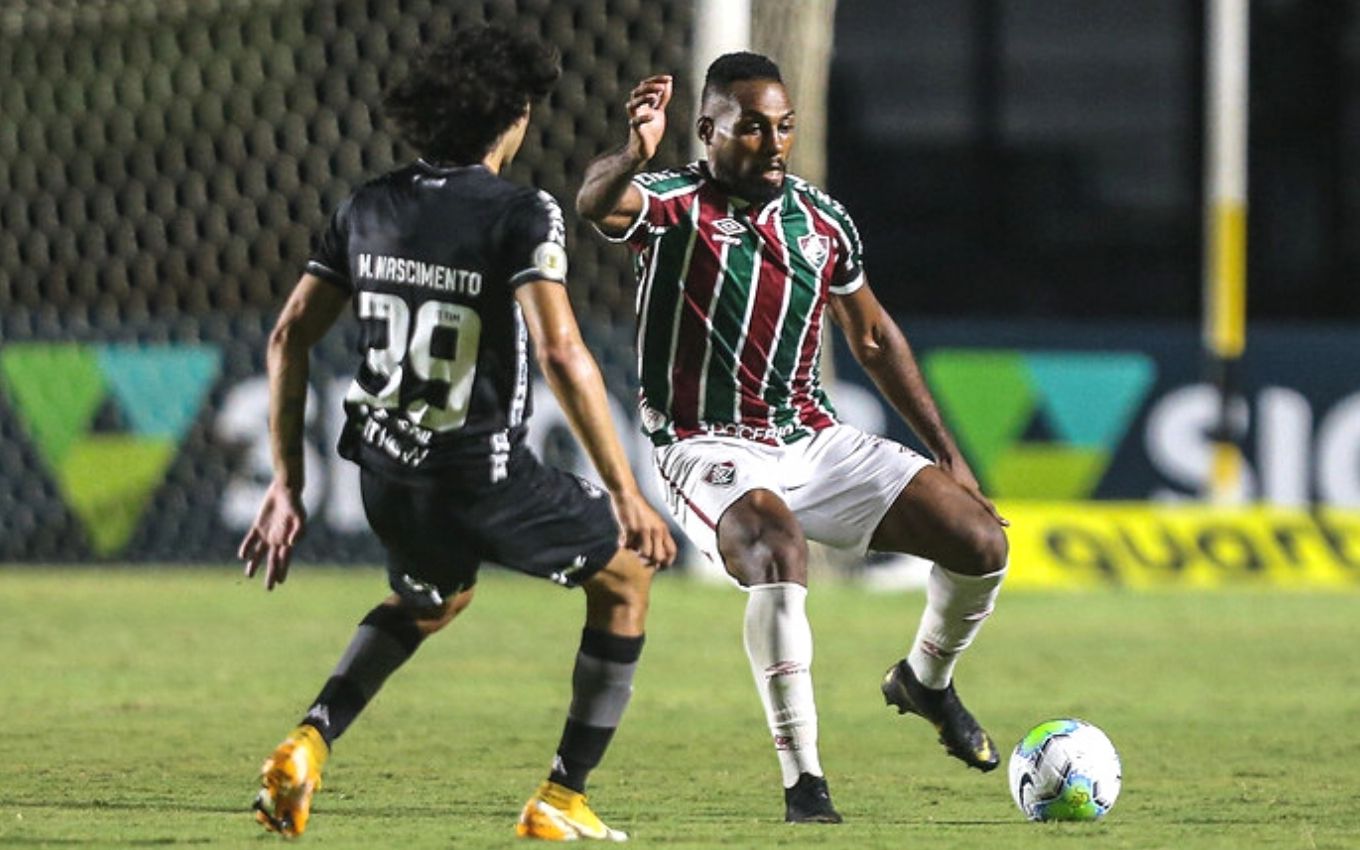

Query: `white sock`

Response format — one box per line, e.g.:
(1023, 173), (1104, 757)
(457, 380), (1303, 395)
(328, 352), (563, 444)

(907, 564), (1006, 689)
(743, 582), (823, 787)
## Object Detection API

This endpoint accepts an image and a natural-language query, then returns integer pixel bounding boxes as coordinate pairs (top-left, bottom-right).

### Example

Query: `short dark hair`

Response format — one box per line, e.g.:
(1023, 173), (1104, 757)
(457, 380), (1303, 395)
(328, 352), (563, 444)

(383, 25), (561, 164)
(701, 51), (783, 103)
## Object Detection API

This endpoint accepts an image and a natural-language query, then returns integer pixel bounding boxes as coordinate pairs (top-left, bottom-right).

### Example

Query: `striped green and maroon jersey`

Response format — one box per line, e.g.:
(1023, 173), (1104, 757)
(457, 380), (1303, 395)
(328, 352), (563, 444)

(611, 162), (866, 447)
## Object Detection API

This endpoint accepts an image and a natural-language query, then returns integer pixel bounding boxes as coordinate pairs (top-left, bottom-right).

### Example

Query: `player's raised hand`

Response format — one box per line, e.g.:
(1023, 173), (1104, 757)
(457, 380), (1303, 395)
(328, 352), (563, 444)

(611, 489), (678, 570)
(626, 75), (672, 162)
(239, 480), (308, 590)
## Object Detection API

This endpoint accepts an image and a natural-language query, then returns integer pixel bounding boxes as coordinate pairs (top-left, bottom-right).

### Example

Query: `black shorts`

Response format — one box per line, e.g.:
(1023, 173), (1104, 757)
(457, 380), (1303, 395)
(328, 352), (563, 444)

(359, 449), (620, 605)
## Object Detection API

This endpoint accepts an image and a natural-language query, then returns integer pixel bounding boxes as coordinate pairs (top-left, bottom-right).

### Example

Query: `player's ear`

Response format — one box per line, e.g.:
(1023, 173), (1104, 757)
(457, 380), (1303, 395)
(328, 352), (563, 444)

(696, 115), (714, 145)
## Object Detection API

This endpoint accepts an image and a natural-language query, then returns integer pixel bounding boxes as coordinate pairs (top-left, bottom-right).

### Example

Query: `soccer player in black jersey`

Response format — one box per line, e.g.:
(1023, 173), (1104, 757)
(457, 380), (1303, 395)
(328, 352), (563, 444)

(237, 26), (676, 841)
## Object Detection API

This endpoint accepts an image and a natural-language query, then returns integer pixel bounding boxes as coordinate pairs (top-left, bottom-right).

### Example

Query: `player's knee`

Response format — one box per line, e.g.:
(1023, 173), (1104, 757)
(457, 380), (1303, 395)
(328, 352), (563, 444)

(600, 576), (650, 617)
(967, 521), (1009, 575)
(586, 553), (652, 613)
(583, 561), (650, 635)
(719, 525), (807, 585)
(410, 588), (474, 636)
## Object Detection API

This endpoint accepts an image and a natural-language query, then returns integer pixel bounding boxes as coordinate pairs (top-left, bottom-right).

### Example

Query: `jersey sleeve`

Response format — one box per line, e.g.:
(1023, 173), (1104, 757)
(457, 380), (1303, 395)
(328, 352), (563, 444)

(502, 189), (569, 287)
(305, 196), (354, 291)
(826, 200), (866, 296)
(596, 170), (695, 249)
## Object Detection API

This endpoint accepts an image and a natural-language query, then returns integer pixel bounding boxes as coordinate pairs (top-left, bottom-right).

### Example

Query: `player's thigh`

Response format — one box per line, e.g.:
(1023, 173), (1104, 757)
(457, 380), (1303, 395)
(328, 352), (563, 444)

(581, 549), (653, 636)
(793, 426), (930, 552)
(360, 469), (481, 604)
(869, 465), (1008, 574)
(376, 587), (476, 636)
(716, 487), (809, 586)
(476, 453), (620, 588)
(651, 437), (786, 569)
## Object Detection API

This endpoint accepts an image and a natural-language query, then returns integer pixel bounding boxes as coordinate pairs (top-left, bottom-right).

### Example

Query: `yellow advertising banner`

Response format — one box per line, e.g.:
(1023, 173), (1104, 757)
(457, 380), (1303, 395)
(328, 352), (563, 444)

(998, 502), (1360, 589)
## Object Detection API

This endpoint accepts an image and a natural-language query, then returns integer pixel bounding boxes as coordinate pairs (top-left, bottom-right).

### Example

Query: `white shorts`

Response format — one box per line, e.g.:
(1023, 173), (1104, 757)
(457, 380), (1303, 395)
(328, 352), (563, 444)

(652, 423), (932, 564)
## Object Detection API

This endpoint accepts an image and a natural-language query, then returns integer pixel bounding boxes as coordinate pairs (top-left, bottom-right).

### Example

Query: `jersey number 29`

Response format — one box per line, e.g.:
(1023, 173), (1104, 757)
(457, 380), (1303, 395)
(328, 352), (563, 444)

(346, 291), (481, 432)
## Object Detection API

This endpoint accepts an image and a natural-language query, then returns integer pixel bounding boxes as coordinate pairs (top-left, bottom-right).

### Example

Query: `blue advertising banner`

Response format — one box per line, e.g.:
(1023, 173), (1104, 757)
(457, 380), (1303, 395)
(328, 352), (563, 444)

(2, 314), (1358, 561)
(831, 318), (1360, 506)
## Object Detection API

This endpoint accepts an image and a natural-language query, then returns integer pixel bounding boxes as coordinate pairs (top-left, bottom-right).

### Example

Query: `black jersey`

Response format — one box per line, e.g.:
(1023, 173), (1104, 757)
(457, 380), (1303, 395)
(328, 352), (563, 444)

(307, 159), (570, 484)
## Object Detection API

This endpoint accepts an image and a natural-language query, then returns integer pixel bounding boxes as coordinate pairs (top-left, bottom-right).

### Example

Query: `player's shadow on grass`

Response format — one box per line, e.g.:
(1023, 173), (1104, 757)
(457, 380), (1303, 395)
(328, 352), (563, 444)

(0, 840), (215, 847)
(0, 799), (241, 815)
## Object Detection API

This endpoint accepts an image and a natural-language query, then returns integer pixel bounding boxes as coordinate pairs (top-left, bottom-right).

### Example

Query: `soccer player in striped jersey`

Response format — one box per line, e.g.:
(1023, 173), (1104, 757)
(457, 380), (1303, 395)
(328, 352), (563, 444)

(577, 52), (1009, 823)
(238, 26), (675, 841)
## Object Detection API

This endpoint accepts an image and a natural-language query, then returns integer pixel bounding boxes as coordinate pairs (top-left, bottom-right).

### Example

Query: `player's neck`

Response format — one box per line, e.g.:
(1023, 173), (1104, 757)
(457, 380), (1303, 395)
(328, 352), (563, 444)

(484, 115), (529, 175)
(481, 148), (507, 174)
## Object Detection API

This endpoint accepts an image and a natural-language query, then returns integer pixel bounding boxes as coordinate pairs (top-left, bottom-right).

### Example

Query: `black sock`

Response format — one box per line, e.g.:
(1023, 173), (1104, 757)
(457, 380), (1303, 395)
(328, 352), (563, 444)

(548, 629), (645, 793)
(300, 603), (427, 747)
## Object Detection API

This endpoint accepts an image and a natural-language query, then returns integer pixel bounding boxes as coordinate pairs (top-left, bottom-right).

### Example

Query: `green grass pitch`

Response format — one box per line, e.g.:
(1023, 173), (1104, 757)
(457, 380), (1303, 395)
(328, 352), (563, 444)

(1, 566), (1356, 849)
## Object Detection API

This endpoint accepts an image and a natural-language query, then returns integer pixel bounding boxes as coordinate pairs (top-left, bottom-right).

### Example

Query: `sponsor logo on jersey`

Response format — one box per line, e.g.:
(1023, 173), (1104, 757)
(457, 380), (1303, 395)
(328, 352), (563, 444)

(711, 217), (745, 246)
(797, 233), (831, 273)
(700, 420), (799, 441)
(640, 403), (667, 432)
(359, 409), (431, 467)
(704, 460), (737, 487)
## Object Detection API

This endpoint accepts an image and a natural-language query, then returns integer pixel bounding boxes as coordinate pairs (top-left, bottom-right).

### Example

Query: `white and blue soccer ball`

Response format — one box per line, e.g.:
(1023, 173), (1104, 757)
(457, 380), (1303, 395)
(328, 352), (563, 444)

(1007, 718), (1122, 822)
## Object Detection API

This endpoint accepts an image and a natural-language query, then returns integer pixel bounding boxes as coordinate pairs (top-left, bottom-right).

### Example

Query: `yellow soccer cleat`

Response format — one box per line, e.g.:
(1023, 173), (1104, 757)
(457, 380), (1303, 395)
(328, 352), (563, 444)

(516, 780), (627, 842)
(253, 724), (329, 837)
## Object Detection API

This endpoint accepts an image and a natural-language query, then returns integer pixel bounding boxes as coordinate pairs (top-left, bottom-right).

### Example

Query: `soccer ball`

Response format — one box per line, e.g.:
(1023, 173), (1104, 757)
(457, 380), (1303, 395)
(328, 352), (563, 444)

(1007, 718), (1121, 822)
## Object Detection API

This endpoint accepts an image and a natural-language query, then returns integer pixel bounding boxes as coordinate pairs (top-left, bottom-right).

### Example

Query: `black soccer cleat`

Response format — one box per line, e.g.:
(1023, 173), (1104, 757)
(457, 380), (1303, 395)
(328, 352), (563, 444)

(783, 772), (843, 824)
(881, 658), (999, 772)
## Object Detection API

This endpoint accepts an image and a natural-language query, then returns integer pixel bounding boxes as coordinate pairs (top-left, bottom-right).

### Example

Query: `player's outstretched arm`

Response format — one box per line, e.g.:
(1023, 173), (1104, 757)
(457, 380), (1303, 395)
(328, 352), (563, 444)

(576, 74), (673, 236)
(515, 280), (678, 568)
(829, 282), (1007, 526)
(238, 274), (350, 589)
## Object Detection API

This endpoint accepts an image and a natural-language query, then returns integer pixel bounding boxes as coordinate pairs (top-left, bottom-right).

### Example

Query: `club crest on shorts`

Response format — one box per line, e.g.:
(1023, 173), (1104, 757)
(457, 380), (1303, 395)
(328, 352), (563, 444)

(797, 233), (831, 272)
(704, 460), (737, 487)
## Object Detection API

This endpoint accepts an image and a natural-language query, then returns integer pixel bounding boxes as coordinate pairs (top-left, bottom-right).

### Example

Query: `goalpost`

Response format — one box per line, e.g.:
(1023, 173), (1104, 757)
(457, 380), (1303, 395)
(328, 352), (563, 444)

(1203, 0), (1250, 503)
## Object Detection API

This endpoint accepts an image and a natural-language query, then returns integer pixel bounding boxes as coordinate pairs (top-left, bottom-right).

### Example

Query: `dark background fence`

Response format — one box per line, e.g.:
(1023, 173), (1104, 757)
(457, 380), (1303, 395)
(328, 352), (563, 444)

(2, 0), (1357, 561)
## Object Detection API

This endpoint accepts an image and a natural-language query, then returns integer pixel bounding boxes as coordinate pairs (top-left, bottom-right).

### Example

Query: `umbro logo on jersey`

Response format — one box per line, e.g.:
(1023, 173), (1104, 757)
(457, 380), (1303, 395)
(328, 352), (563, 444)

(704, 460), (737, 487)
(798, 233), (831, 272)
(711, 217), (745, 245)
